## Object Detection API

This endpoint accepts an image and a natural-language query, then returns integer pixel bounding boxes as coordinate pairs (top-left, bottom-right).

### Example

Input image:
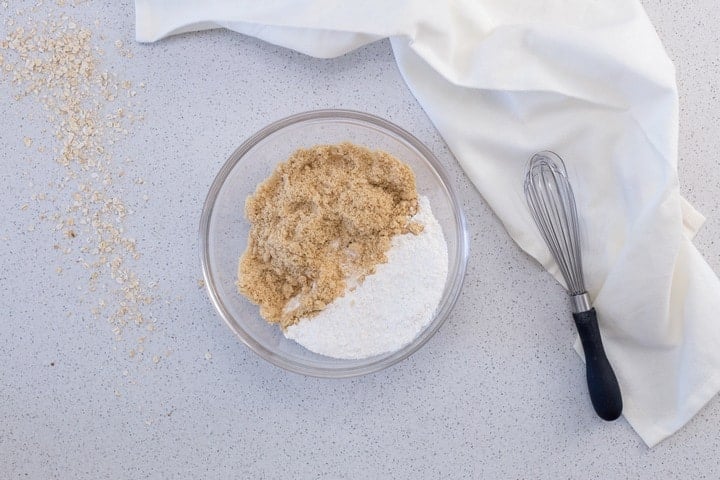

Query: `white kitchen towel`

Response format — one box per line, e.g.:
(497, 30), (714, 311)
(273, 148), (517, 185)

(135, 0), (720, 447)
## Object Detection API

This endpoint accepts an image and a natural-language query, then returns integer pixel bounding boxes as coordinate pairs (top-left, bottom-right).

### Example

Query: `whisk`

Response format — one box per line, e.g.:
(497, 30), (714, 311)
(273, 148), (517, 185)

(524, 151), (622, 421)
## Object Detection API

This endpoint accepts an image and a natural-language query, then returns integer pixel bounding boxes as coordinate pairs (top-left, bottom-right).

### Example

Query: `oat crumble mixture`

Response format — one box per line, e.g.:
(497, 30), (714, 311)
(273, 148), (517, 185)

(238, 142), (423, 329)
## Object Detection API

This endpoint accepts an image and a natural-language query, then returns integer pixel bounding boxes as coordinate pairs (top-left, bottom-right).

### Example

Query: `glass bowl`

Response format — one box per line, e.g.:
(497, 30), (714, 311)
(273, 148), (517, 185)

(200, 110), (468, 378)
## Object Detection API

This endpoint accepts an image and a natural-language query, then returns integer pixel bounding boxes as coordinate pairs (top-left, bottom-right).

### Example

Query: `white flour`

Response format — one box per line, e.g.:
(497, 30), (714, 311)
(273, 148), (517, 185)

(284, 196), (448, 359)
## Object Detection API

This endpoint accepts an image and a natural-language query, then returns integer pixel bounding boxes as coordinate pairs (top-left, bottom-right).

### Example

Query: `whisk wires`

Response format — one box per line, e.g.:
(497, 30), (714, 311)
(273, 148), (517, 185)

(524, 151), (586, 295)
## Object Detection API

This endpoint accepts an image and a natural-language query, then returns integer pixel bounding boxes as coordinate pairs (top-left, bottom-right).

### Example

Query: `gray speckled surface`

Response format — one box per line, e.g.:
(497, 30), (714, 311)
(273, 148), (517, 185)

(1, 1), (719, 478)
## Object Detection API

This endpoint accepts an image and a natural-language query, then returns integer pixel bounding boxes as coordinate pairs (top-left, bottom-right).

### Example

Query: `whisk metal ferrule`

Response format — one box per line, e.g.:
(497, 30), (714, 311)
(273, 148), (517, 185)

(571, 292), (591, 313)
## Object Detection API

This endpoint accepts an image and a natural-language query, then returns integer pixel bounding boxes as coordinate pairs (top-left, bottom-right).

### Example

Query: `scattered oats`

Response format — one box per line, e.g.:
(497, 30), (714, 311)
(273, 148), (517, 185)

(152, 355), (160, 364)
(128, 349), (136, 358)
(8, 7), (153, 361)
(114, 390), (121, 397)
(204, 352), (212, 360)
(197, 278), (205, 289)
(114, 39), (123, 48)
(56, 266), (63, 274)
(20, 204), (29, 211)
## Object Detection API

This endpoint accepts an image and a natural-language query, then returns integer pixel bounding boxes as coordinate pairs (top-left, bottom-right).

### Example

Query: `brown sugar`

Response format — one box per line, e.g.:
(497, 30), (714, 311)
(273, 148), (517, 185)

(237, 142), (423, 329)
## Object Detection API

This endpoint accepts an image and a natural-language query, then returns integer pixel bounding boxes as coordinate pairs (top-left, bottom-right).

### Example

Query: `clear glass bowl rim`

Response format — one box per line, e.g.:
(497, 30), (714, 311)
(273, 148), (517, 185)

(199, 109), (469, 378)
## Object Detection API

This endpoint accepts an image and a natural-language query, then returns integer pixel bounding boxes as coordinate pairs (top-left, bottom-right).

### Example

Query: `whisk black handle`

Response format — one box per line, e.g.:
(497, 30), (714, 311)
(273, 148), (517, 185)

(573, 308), (623, 421)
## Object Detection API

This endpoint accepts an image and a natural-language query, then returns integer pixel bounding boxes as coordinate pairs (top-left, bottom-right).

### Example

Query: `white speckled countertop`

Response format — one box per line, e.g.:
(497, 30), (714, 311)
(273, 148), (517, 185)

(2, 1), (719, 478)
